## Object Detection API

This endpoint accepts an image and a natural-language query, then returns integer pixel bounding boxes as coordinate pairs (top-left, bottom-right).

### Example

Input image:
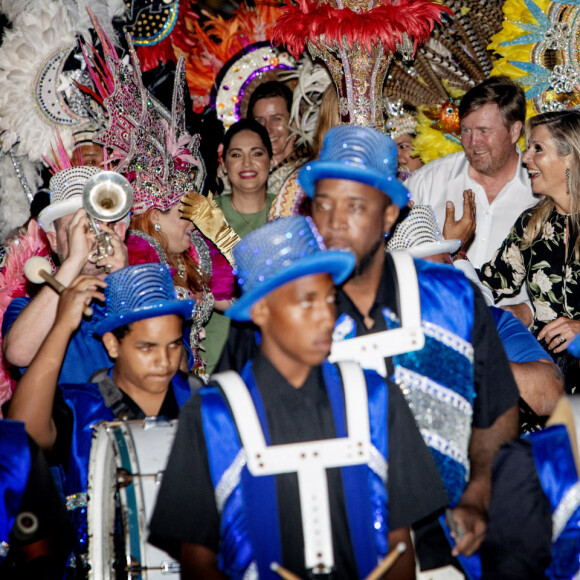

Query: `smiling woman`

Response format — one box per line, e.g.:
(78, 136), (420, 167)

(478, 109), (580, 393)
(214, 119), (276, 238)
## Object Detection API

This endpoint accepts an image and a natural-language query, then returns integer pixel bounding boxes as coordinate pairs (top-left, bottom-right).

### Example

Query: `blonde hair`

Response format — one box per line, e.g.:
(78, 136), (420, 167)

(522, 110), (580, 262)
(312, 85), (340, 158)
(131, 208), (208, 293)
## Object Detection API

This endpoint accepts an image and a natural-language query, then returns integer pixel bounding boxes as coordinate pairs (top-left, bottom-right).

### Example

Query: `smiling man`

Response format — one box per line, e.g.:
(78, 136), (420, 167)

(248, 81), (312, 201)
(405, 76), (538, 323)
(7, 263), (198, 577)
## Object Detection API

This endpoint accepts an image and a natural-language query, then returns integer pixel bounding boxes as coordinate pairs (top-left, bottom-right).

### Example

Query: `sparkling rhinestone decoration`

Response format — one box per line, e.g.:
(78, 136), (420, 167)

(544, 22), (571, 50)
(550, 64), (579, 94)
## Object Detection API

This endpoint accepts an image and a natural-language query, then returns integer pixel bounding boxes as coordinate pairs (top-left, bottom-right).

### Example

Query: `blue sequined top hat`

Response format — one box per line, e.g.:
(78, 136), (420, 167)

(94, 263), (194, 335)
(38, 166), (102, 233)
(298, 125), (410, 209)
(225, 216), (355, 321)
(387, 204), (460, 258)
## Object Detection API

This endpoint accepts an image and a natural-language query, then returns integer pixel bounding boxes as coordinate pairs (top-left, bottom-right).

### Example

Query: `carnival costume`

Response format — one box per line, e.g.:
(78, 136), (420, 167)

(150, 216), (448, 579)
(81, 21), (236, 379)
(56, 263), (196, 575)
(297, 126), (519, 576)
(0, 420), (31, 562)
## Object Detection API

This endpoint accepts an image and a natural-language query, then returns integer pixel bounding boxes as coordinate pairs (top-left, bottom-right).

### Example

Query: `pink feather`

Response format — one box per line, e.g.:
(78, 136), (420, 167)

(0, 221), (52, 413)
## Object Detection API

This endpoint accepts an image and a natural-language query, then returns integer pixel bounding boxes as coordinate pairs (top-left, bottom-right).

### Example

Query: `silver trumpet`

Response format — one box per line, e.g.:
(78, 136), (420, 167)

(82, 171), (133, 273)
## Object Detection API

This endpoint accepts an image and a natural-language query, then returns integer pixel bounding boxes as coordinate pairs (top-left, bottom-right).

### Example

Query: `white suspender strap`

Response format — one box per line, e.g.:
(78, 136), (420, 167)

(212, 363), (370, 574)
(329, 250), (425, 376)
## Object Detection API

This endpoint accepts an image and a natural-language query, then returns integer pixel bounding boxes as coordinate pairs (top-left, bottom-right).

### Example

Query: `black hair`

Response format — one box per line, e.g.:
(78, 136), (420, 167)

(248, 81), (293, 118)
(109, 316), (188, 343)
(111, 324), (132, 342)
(221, 118), (273, 159)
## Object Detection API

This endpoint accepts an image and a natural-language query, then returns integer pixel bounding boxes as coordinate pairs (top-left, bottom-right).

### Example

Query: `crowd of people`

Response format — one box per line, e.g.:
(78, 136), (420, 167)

(2, 17), (580, 579)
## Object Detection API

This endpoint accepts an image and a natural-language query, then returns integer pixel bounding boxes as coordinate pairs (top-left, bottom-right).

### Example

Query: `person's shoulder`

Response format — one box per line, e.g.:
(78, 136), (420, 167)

(406, 151), (466, 183)
(59, 381), (103, 405)
(213, 193), (231, 207)
(414, 257), (470, 287)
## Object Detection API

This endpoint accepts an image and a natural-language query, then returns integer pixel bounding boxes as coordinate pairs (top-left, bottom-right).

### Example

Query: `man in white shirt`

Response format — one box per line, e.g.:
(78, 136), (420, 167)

(405, 76), (538, 324)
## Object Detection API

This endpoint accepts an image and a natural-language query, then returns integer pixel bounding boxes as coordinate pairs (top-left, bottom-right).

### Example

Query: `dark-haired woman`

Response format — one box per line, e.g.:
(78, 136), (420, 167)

(215, 119), (275, 238)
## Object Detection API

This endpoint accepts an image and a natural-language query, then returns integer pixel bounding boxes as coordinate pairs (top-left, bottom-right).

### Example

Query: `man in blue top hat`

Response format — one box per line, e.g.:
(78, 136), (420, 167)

(149, 216), (448, 580)
(303, 125), (520, 571)
(7, 263), (198, 577)
(216, 125), (520, 573)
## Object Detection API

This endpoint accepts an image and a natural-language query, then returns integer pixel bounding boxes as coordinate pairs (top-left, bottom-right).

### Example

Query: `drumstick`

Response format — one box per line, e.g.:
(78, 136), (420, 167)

(270, 562), (302, 580)
(24, 256), (93, 316)
(364, 542), (407, 580)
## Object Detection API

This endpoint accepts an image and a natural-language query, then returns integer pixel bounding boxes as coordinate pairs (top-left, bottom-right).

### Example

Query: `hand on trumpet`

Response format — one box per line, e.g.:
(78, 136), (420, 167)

(55, 275), (107, 334)
(60, 209), (98, 275)
(55, 208), (128, 278)
(93, 221), (129, 275)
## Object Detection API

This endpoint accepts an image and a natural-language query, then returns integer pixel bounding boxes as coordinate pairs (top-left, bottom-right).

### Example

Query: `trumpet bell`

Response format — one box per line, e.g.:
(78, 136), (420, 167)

(82, 171), (134, 223)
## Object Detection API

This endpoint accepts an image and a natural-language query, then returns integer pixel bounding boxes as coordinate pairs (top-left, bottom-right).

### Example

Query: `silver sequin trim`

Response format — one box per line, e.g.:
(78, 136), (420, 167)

(423, 321), (474, 363)
(128, 230), (169, 265)
(553, 481), (580, 542)
(66, 492), (87, 510)
(368, 445), (388, 484)
(215, 449), (247, 514)
(0, 541), (9, 558)
(242, 561), (258, 580)
(190, 232), (212, 277)
(396, 367), (471, 472)
(420, 430), (470, 474)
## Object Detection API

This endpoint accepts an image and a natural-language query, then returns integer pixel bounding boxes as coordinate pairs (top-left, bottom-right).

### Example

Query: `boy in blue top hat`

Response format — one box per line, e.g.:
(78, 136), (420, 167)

(149, 216), (448, 580)
(7, 263), (199, 577)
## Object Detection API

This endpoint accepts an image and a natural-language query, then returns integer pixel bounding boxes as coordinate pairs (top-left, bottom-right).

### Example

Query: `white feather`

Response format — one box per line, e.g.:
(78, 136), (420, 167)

(0, 154), (42, 243)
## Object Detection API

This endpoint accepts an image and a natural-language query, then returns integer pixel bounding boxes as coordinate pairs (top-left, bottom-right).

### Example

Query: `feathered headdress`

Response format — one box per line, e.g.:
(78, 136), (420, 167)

(272, 0), (452, 129)
(488, 0), (580, 114)
(82, 17), (206, 214)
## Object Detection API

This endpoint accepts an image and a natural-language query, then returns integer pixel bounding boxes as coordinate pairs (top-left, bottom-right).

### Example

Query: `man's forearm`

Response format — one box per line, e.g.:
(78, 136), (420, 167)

(179, 544), (225, 580)
(3, 259), (82, 367)
(511, 360), (563, 416)
(6, 323), (72, 450)
(461, 405), (519, 511)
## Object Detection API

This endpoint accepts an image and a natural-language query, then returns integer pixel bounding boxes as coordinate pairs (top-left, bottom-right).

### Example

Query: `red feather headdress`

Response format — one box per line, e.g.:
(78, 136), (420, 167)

(273, 0), (452, 129)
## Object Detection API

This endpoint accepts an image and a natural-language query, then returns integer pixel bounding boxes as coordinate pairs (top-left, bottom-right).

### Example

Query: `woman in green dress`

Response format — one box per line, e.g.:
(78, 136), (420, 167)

(215, 119), (276, 238)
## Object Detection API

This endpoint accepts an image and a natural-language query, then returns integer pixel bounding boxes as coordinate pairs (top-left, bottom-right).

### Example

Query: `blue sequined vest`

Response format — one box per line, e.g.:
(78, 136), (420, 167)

(0, 420), (31, 562)
(334, 259), (475, 505)
(531, 425), (580, 579)
(200, 361), (389, 580)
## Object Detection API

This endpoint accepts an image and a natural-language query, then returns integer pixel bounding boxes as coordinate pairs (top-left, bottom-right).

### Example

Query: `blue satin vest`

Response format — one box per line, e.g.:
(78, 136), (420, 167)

(60, 370), (192, 570)
(0, 420), (31, 561)
(200, 361), (389, 579)
(334, 259), (475, 506)
(531, 425), (580, 579)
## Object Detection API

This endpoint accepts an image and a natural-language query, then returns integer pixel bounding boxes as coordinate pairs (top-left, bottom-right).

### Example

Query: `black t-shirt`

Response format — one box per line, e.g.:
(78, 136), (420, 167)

(216, 255), (519, 428)
(149, 352), (448, 579)
(480, 439), (552, 579)
(334, 254), (519, 428)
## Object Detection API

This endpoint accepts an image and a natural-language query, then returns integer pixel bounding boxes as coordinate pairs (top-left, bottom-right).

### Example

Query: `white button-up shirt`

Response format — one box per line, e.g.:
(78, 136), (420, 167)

(405, 149), (539, 308)
(405, 150), (539, 267)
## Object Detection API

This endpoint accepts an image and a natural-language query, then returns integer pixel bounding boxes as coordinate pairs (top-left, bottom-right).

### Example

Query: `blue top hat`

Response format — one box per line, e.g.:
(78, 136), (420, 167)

(94, 263), (194, 335)
(226, 216), (355, 322)
(298, 125), (410, 209)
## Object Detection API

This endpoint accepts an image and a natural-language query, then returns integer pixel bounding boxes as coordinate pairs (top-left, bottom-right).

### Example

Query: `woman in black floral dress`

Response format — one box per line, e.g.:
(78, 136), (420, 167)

(479, 110), (580, 392)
